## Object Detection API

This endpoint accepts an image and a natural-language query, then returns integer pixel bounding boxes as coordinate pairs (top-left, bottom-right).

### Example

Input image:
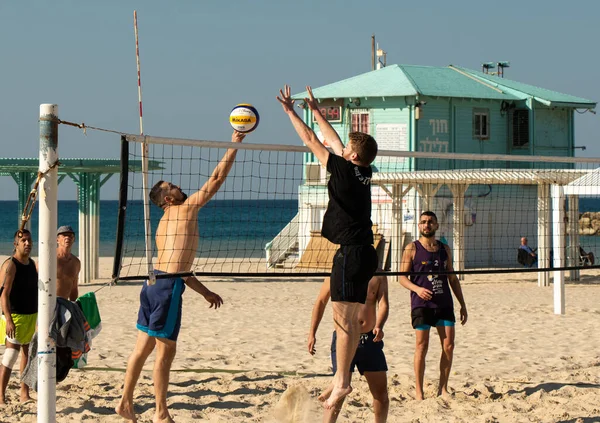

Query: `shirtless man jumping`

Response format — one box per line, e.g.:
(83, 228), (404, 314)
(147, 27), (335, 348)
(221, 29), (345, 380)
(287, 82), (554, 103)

(56, 225), (80, 301)
(308, 275), (390, 422)
(116, 130), (246, 423)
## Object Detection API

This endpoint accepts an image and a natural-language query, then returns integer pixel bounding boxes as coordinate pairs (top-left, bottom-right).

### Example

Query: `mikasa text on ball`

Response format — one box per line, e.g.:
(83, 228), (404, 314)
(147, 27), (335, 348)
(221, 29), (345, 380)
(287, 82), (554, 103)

(229, 104), (260, 133)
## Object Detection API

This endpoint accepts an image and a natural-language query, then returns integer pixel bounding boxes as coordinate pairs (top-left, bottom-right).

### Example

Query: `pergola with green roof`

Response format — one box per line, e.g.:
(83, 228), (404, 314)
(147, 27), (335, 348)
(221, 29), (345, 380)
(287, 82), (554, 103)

(0, 158), (163, 283)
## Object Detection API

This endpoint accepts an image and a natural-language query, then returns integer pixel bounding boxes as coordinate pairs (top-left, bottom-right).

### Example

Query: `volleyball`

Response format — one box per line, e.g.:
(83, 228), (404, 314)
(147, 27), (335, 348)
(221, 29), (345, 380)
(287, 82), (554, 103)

(229, 104), (260, 133)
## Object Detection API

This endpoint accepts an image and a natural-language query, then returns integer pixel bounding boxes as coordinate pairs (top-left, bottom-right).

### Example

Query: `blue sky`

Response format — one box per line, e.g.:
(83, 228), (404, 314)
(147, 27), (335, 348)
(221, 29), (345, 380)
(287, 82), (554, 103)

(0, 0), (598, 200)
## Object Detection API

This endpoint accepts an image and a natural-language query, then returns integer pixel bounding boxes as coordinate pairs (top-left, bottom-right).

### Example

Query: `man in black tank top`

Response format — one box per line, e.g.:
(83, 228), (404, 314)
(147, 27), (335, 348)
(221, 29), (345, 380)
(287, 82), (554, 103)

(399, 211), (468, 401)
(0, 229), (38, 404)
(278, 85), (379, 410)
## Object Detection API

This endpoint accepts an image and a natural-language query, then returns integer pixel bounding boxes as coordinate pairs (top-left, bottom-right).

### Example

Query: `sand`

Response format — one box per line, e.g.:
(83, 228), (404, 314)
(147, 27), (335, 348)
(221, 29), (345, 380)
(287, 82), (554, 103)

(0, 257), (599, 422)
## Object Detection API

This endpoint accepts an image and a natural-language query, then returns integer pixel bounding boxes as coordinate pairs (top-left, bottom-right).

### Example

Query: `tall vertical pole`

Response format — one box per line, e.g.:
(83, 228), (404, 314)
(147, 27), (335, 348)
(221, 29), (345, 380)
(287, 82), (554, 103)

(371, 34), (376, 71)
(38, 104), (58, 423)
(552, 185), (565, 315)
(134, 10), (155, 285)
(391, 184), (403, 284)
(537, 184), (550, 287)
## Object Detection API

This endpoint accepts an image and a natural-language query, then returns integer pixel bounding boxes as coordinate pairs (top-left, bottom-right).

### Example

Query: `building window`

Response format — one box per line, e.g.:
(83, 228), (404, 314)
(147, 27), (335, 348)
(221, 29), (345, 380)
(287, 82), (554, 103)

(473, 108), (490, 140)
(351, 110), (370, 133)
(510, 109), (529, 147)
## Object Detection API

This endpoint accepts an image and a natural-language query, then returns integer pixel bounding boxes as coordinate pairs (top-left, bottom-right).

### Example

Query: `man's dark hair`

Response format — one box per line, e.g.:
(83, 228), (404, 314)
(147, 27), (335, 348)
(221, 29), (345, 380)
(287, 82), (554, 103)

(348, 132), (378, 165)
(149, 180), (167, 208)
(14, 228), (31, 241)
(420, 211), (438, 222)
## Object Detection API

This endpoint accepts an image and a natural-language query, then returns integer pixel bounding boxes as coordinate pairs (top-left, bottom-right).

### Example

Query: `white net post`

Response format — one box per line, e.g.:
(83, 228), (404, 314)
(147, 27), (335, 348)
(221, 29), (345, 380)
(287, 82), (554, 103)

(537, 184), (551, 287)
(552, 184), (565, 315)
(38, 104), (58, 422)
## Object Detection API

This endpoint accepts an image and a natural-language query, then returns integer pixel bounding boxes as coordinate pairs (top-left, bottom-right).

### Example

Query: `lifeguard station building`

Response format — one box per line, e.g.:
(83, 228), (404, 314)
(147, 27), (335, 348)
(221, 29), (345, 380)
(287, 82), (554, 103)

(266, 64), (597, 285)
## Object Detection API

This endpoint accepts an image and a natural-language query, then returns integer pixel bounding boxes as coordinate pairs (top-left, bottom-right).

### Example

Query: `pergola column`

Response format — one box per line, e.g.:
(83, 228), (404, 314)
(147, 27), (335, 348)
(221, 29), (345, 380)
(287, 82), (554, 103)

(415, 183), (443, 214)
(448, 184), (468, 280)
(537, 184), (551, 287)
(390, 183), (412, 282)
(567, 195), (580, 281)
(78, 173), (90, 283)
(10, 171), (36, 231)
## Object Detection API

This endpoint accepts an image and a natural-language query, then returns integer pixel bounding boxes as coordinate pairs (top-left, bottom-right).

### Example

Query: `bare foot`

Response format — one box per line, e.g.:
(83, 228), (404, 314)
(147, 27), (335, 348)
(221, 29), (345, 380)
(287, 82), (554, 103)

(20, 394), (33, 404)
(115, 401), (137, 422)
(437, 388), (451, 400)
(153, 415), (175, 423)
(415, 391), (424, 401)
(323, 385), (352, 409)
(318, 383), (333, 402)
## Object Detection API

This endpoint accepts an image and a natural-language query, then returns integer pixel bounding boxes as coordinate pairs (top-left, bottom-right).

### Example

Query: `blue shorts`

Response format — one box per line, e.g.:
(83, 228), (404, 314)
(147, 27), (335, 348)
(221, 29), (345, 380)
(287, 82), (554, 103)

(331, 331), (387, 375)
(136, 274), (186, 341)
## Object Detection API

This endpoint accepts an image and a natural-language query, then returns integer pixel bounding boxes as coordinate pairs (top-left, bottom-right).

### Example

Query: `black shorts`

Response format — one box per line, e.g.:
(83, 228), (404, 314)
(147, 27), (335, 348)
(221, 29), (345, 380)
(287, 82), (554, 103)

(331, 331), (387, 375)
(411, 307), (456, 330)
(330, 245), (378, 304)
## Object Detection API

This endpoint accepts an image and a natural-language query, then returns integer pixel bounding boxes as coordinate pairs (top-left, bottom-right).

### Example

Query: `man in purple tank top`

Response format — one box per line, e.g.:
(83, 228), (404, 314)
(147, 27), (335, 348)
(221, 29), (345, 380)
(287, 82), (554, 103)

(399, 211), (468, 400)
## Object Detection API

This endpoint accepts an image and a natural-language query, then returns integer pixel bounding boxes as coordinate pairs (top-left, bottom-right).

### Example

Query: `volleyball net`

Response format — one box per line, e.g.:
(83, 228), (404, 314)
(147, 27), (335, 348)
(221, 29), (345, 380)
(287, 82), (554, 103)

(112, 133), (600, 281)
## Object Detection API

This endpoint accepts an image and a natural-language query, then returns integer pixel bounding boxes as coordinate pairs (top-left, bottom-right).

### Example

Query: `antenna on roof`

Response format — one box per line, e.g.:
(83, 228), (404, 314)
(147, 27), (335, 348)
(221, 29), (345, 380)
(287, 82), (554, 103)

(482, 62), (496, 74)
(497, 61), (510, 78)
(371, 35), (387, 70)
(482, 61), (510, 77)
(371, 34), (376, 70)
(376, 43), (387, 69)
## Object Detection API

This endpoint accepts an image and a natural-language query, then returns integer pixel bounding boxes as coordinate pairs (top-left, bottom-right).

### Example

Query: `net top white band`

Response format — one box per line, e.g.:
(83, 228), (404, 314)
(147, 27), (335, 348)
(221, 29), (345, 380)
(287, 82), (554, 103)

(123, 133), (600, 165)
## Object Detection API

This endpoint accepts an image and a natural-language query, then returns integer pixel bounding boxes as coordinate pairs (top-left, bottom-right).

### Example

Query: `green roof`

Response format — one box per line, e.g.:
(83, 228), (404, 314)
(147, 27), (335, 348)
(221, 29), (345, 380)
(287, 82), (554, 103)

(454, 66), (596, 107)
(293, 64), (596, 108)
(293, 65), (418, 99)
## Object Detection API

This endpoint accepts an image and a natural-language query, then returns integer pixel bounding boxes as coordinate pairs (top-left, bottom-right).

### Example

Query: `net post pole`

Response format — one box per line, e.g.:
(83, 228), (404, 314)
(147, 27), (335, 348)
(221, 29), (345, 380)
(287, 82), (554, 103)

(134, 10), (155, 284)
(537, 184), (550, 287)
(112, 136), (129, 281)
(551, 184), (565, 315)
(38, 104), (58, 423)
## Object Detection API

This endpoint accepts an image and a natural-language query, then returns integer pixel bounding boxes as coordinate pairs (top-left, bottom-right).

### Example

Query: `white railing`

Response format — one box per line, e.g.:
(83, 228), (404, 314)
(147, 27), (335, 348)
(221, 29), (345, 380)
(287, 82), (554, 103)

(265, 213), (299, 268)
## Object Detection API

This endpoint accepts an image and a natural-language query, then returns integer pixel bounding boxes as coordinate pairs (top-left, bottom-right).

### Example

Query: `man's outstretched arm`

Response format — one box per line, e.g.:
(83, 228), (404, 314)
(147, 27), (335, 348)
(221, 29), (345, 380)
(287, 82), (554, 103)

(186, 130), (246, 209)
(277, 84), (330, 167)
(304, 86), (344, 156)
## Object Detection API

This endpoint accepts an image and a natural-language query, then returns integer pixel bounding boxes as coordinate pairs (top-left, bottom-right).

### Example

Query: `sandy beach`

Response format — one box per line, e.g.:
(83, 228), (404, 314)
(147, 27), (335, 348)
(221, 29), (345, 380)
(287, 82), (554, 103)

(0, 257), (599, 422)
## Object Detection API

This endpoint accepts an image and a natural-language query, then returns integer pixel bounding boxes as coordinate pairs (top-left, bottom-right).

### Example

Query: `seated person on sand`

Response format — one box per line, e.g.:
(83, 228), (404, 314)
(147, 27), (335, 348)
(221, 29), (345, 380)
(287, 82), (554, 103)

(580, 247), (595, 266)
(518, 237), (537, 267)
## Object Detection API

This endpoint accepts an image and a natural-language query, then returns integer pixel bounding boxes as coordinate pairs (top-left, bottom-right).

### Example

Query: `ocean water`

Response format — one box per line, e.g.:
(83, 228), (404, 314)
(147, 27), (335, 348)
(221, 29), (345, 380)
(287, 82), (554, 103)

(2, 197), (600, 260)
(0, 199), (298, 258)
